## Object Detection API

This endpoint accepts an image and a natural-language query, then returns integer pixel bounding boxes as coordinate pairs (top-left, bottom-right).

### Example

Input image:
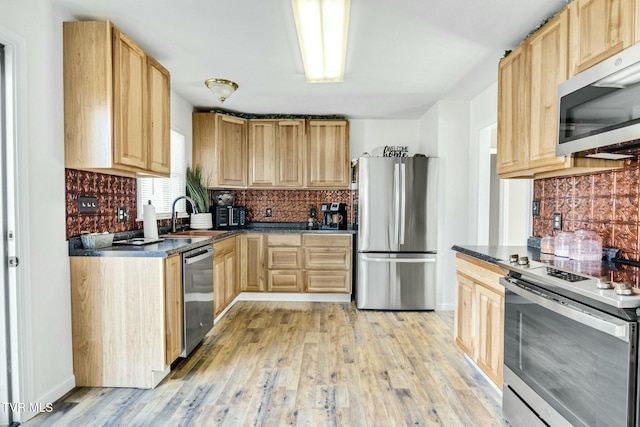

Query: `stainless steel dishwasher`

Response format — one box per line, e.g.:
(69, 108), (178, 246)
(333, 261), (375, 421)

(181, 244), (214, 357)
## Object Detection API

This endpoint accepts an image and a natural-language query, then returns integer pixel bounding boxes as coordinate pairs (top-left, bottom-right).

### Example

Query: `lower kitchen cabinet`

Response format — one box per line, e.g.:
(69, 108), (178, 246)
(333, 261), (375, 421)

(267, 234), (303, 292)
(164, 254), (183, 365)
(214, 236), (238, 317)
(69, 255), (182, 388)
(304, 234), (352, 293)
(455, 253), (504, 389)
(238, 233), (265, 292)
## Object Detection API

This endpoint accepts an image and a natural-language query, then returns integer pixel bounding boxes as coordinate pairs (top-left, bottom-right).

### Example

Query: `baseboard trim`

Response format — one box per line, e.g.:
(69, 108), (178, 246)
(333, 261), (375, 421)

(238, 292), (352, 303)
(18, 374), (75, 422)
(436, 302), (456, 311)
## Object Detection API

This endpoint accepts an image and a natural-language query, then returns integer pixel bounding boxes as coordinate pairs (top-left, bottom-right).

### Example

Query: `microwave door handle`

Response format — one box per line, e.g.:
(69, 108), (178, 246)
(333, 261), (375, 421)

(502, 278), (632, 342)
(394, 163), (400, 245)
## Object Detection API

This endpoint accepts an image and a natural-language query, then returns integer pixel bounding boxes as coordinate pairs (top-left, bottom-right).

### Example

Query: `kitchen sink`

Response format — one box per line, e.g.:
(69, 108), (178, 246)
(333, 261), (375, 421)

(162, 230), (229, 238)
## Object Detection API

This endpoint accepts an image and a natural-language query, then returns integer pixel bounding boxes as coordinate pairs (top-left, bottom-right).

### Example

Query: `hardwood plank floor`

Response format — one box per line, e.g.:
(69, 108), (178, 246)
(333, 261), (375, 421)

(24, 301), (507, 427)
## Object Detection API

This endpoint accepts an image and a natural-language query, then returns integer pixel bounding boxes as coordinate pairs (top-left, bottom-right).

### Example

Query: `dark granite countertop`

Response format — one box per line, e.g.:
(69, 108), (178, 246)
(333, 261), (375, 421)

(451, 244), (541, 265)
(69, 224), (356, 257)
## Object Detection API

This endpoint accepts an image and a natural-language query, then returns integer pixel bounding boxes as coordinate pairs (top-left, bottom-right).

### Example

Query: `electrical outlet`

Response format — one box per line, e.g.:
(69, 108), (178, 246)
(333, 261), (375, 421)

(266, 208), (272, 217)
(78, 195), (98, 214)
(532, 200), (540, 216)
(117, 206), (128, 223)
(552, 212), (562, 230)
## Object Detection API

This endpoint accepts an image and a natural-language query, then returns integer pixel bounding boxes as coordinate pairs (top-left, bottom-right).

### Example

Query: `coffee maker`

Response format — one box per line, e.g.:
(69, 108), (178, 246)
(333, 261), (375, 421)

(321, 203), (348, 230)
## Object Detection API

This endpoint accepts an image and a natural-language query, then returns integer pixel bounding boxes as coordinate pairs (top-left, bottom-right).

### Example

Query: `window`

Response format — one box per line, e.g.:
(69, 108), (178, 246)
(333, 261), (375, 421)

(137, 130), (187, 219)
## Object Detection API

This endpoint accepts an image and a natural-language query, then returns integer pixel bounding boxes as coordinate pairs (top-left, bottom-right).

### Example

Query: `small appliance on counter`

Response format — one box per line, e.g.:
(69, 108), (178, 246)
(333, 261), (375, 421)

(321, 203), (347, 230)
(213, 205), (246, 229)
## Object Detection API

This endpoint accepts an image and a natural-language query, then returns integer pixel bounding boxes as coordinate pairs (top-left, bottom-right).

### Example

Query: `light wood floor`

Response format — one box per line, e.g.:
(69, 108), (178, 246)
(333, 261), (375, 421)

(24, 301), (507, 427)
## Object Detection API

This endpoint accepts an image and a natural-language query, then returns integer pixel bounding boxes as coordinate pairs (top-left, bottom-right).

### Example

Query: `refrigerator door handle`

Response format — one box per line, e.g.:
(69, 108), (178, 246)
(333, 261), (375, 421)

(361, 256), (436, 263)
(400, 163), (406, 244)
(393, 163), (401, 245)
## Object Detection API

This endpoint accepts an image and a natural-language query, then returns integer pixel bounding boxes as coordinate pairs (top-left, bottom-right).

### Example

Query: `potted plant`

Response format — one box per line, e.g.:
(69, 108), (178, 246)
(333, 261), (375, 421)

(185, 165), (212, 229)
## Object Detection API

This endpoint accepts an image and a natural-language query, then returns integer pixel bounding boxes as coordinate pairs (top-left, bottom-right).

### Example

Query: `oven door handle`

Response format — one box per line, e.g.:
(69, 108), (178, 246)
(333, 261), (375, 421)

(184, 248), (214, 265)
(502, 278), (632, 342)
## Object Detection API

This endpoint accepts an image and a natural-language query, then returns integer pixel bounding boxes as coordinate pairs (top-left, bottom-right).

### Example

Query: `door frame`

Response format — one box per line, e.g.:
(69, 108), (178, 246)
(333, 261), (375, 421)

(0, 26), (34, 424)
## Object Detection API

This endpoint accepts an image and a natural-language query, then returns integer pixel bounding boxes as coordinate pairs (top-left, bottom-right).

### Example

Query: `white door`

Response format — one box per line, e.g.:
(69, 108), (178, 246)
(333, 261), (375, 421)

(0, 39), (20, 427)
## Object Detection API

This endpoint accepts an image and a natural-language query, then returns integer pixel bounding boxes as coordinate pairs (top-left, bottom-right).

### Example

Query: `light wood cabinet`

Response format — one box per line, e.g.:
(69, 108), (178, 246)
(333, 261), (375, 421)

(192, 112), (248, 188)
(238, 234), (265, 292)
(307, 120), (350, 188)
(266, 234), (303, 292)
(497, 43), (530, 177)
(214, 236), (238, 317)
(568, 0), (636, 77)
(69, 255), (180, 388)
(455, 253), (504, 389)
(249, 120), (305, 188)
(304, 234), (352, 293)
(497, 10), (623, 179)
(63, 21), (170, 178)
(164, 254), (182, 366)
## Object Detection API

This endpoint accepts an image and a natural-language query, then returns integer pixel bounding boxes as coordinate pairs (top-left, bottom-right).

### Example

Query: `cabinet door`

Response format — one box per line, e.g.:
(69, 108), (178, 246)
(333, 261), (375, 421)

(475, 283), (504, 387)
(307, 120), (350, 188)
(164, 255), (182, 365)
(268, 270), (302, 292)
(213, 254), (226, 317)
(528, 10), (572, 172)
(216, 114), (248, 188)
(496, 44), (530, 177)
(112, 27), (147, 171)
(224, 251), (236, 306)
(277, 120), (305, 187)
(306, 271), (351, 293)
(248, 121), (277, 187)
(192, 113), (217, 187)
(147, 56), (171, 176)
(455, 274), (475, 357)
(239, 234), (265, 292)
(569, 0), (635, 76)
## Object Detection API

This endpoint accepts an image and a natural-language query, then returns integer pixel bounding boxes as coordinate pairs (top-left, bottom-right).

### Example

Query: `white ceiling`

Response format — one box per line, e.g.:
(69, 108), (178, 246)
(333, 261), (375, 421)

(53, 0), (569, 119)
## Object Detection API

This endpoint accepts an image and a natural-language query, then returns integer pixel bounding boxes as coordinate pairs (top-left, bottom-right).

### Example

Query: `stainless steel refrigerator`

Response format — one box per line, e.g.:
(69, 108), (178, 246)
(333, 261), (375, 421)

(356, 156), (437, 310)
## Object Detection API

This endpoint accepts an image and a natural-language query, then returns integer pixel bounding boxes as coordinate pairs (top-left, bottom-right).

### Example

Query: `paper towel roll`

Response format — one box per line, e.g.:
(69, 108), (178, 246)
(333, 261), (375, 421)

(143, 201), (159, 239)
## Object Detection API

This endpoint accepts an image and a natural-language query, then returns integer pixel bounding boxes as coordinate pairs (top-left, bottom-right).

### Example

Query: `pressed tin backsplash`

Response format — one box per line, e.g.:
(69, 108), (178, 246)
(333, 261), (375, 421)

(532, 161), (640, 260)
(65, 169), (355, 239)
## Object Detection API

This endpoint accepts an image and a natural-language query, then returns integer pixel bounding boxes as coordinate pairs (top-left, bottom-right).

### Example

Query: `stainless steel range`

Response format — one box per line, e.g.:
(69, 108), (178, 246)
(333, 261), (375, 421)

(498, 255), (640, 427)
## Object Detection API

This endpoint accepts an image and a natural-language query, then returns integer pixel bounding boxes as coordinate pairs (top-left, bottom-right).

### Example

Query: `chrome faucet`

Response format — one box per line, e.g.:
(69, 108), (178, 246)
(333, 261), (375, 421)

(171, 195), (198, 233)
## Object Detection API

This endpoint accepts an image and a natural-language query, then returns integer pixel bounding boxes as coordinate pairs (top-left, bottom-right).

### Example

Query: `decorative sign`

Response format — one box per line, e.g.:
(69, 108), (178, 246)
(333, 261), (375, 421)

(383, 146), (409, 157)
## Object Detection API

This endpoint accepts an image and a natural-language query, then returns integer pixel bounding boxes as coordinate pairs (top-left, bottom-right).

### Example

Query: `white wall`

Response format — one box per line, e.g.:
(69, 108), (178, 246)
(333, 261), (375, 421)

(349, 119), (420, 159)
(171, 91), (194, 162)
(417, 101), (471, 310)
(0, 1), (75, 421)
(468, 83), (498, 245)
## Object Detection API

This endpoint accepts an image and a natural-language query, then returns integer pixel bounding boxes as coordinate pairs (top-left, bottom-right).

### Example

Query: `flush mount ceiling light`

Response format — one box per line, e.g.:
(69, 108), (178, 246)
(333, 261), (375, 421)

(291, 0), (351, 83)
(204, 78), (239, 103)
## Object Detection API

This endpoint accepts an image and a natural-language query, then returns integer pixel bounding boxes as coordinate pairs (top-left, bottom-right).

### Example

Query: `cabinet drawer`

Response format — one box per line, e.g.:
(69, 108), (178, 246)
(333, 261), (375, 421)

(267, 234), (301, 246)
(306, 271), (351, 293)
(267, 247), (301, 269)
(305, 247), (351, 270)
(214, 236), (236, 256)
(303, 234), (351, 247)
(268, 270), (302, 292)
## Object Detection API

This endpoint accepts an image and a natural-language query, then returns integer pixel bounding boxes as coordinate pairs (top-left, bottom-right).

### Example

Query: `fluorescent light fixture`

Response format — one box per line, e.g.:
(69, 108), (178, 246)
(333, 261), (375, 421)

(291, 0), (350, 82)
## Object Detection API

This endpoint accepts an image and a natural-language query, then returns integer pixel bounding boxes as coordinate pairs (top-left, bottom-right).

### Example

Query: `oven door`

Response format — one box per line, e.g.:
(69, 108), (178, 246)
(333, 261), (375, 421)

(502, 277), (638, 427)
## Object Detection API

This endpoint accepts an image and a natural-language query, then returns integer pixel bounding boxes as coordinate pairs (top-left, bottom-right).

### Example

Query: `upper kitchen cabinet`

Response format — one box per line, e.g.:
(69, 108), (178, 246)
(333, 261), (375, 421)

(307, 120), (350, 189)
(497, 9), (623, 179)
(63, 21), (171, 178)
(248, 119), (305, 188)
(192, 112), (248, 188)
(497, 43), (530, 177)
(568, 0), (637, 77)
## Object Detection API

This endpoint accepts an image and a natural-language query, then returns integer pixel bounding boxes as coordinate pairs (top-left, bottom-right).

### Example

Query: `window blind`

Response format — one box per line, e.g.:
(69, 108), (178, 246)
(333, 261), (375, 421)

(137, 130), (186, 219)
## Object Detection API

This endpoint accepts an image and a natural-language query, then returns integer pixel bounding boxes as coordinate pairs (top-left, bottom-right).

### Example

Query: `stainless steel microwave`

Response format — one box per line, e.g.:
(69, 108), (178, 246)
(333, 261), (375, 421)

(557, 42), (640, 159)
